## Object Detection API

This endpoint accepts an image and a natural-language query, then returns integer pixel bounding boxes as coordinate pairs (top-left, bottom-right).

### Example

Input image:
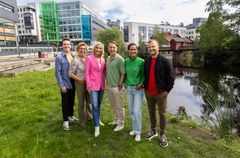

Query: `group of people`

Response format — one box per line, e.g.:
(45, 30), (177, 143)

(55, 38), (175, 148)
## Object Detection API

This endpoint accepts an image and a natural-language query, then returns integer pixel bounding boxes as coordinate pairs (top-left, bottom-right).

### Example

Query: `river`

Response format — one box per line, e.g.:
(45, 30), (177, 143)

(167, 65), (240, 118)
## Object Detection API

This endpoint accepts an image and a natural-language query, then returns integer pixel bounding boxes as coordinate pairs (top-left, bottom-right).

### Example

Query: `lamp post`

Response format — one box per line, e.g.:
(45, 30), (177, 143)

(131, 33), (135, 43)
(15, 22), (20, 57)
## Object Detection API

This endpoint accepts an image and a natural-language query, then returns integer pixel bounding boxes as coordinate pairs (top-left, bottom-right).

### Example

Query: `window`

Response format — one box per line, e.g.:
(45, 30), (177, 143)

(123, 26), (129, 42)
(138, 26), (147, 42)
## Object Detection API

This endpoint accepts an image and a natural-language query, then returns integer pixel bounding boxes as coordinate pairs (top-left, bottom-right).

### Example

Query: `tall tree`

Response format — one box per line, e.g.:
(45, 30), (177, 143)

(151, 26), (166, 46)
(199, 0), (240, 65)
(197, 12), (234, 63)
(97, 27), (126, 57)
(206, 0), (240, 32)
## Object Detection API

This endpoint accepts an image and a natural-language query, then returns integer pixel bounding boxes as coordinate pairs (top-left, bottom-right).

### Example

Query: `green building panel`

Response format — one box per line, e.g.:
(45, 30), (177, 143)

(40, 1), (60, 42)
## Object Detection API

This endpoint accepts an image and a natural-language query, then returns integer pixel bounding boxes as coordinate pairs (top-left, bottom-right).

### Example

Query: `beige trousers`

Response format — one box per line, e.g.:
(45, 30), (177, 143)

(107, 86), (125, 125)
(75, 81), (92, 126)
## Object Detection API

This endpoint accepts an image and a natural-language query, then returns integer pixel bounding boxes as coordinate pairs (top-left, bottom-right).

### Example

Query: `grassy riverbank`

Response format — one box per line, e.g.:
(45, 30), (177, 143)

(0, 69), (240, 158)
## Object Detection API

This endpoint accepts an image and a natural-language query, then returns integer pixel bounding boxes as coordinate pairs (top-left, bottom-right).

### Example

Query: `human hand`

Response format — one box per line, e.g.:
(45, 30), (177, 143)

(160, 91), (168, 97)
(135, 83), (143, 90)
(118, 84), (123, 91)
(61, 86), (67, 93)
(78, 79), (84, 84)
(88, 88), (92, 94)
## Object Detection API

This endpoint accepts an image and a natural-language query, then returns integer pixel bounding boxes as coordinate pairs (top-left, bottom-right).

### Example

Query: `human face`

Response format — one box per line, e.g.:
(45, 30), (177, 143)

(108, 43), (117, 57)
(148, 41), (159, 57)
(77, 45), (87, 58)
(128, 45), (138, 59)
(94, 44), (103, 57)
(62, 40), (71, 53)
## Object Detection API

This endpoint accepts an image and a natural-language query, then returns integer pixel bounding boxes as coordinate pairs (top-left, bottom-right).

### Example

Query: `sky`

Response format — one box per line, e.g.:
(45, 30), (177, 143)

(16, 0), (209, 26)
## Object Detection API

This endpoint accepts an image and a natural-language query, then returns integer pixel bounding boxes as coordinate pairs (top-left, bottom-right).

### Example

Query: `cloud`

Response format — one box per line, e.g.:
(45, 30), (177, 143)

(83, 0), (209, 25)
(17, 0), (209, 25)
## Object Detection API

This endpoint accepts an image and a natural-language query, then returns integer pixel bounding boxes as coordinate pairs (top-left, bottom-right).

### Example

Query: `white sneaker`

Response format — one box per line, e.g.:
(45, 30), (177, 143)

(129, 130), (135, 136)
(68, 116), (79, 122)
(63, 121), (70, 130)
(108, 120), (118, 125)
(114, 124), (124, 132)
(99, 120), (105, 126)
(94, 126), (100, 137)
(135, 134), (141, 142)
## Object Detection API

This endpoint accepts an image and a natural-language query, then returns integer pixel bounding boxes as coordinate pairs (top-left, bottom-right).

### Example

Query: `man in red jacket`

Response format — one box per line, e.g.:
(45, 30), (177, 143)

(143, 39), (175, 147)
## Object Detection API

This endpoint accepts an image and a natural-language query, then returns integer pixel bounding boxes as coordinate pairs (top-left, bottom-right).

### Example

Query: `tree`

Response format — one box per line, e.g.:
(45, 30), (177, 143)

(151, 26), (166, 46)
(138, 38), (145, 53)
(206, 0), (240, 32)
(97, 27), (126, 57)
(197, 12), (234, 64)
(201, 0), (240, 65)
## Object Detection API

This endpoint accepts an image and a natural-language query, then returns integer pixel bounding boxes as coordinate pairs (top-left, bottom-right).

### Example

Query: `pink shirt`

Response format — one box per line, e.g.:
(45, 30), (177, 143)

(85, 54), (106, 91)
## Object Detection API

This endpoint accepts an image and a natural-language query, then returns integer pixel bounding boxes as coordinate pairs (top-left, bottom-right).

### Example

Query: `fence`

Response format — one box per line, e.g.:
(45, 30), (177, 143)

(0, 47), (53, 56)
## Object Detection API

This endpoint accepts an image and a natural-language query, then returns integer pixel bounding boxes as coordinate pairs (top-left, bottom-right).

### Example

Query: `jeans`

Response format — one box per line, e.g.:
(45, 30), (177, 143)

(90, 90), (104, 127)
(126, 86), (144, 134)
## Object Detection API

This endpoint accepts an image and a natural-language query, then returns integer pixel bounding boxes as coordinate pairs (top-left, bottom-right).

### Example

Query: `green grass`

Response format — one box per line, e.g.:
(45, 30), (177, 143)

(0, 69), (240, 158)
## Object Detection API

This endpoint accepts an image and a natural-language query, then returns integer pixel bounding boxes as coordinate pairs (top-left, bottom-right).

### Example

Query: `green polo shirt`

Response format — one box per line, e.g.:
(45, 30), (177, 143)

(125, 56), (144, 86)
(106, 54), (125, 87)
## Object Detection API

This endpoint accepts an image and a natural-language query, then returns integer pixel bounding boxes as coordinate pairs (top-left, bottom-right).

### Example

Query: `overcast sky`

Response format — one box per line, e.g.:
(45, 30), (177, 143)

(17, 0), (209, 25)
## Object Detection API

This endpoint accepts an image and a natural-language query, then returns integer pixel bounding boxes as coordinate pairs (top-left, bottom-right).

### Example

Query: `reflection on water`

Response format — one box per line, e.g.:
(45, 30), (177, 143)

(168, 75), (203, 117)
(168, 65), (240, 118)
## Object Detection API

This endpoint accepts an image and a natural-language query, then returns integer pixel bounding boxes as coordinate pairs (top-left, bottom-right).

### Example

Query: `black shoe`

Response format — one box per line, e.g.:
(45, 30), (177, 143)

(144, 130), (158, 140)
(160, 134), (168, 147)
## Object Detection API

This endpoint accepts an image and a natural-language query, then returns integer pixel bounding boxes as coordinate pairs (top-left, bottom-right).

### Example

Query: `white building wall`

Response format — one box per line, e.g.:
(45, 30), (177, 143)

(186, 28), (199, 40)
(124, 22), (187, 45)
(17, 3), (41, 42)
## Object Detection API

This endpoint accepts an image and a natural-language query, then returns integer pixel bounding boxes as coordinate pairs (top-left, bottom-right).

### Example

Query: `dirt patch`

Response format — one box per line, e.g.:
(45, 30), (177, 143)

(177, 124), (217, 140)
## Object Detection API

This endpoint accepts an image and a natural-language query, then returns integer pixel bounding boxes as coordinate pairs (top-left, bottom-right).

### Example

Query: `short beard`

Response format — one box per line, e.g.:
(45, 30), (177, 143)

(149, 51), (156, 56)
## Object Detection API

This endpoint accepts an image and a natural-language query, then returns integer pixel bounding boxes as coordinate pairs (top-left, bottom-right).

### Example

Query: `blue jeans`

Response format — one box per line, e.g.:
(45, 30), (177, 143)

(90, 90), (104, 127)
(126, 86), (144, 134)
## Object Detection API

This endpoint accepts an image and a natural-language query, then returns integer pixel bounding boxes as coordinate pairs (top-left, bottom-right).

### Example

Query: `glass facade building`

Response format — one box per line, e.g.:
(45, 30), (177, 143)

(81, 15), (91, 40)
(40, 1), (60, 41)
(40, 0), (108, 45)
(0, 0), (18, 45)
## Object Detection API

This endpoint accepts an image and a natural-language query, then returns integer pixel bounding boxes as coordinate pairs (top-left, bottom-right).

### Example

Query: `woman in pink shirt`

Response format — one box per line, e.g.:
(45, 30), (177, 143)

(85, 42), (106, 137)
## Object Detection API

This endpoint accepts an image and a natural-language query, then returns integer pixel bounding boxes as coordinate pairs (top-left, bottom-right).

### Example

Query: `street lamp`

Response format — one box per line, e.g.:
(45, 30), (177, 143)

(131, 33), (135, 43)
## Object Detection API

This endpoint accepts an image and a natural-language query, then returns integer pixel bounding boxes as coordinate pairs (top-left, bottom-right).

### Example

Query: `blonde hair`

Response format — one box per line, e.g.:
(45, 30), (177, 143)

(148, 39), (159, 48)
(75, 42), (88, 57)
(93, 42), (104, 57)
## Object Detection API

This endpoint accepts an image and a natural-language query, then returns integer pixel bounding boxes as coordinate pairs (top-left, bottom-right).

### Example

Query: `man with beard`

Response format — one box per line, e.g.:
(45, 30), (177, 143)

(143, 39), (175, 147)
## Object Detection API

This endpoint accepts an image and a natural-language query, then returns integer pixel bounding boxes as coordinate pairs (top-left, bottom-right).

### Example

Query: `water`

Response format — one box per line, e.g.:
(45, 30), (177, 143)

(168, 75), (203, 117)
(167, 66), (240, 118)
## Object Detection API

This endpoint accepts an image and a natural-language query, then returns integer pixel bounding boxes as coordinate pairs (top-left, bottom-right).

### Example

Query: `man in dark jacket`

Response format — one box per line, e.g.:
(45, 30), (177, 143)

(143, 39), (175, 147)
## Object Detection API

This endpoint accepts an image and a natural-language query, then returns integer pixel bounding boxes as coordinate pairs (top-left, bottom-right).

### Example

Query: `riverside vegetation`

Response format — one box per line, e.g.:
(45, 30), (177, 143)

(0, 69), (240, 158)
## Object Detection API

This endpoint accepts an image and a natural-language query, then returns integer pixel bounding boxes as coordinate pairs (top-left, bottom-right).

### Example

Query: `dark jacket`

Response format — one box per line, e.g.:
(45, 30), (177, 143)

(144, 54), (175, 93)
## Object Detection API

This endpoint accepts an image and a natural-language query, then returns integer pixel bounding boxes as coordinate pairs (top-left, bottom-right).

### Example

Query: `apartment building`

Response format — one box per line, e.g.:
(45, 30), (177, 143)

(123, 21), (186, 45)
(17, 3), (41, 44)
(186, 17), (207, 40)
(0, 0), (18, 45)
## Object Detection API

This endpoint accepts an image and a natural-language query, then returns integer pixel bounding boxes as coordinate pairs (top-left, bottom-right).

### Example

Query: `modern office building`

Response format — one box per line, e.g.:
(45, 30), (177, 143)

(17, 3), (41, 44)
(39, 0), (108, 45)
(123, 22), (186, 45)
(107, 19), (121, 30)
(186, 17), (207, 40)
(0, 0), (18, 45)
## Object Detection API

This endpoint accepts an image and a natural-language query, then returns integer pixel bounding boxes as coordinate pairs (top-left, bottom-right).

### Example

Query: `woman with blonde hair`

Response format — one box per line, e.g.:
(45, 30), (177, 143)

(69, 42), (92, 127)
(85, 42), (106, 137)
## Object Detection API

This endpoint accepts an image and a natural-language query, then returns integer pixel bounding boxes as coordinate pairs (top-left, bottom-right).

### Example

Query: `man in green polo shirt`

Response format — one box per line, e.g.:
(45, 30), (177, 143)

(106, 41), (126, 132)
